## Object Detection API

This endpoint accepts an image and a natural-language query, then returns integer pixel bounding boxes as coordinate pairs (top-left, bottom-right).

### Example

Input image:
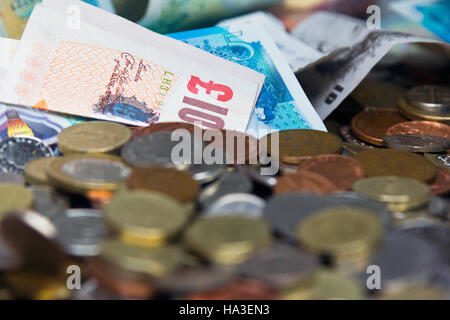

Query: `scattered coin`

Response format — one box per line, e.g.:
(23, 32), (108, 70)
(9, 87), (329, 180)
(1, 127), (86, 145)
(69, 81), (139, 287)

(186, 162), (226, 184)
(235, 164), (278, 188)
(0, 137), (53, 173)
(24, 157), (56, 185)
(105, 191), (189, 247)
(57, 121), (132, 155)
(386, 120), (450, 140)
(262, 129), (343, 164)
(341, 142), (373, 155)
(275, 170), (340, 195)
(184, 216), (272, 265)
(203, 193), (266, 219)
(298, 154), (365, 190)
(128, 167), (199, 204)
(351, 108), (408, 146)
(352, 149), (436, 182)
(0, 184), (33, 218)
(46, 154), (131, 193)
(52, 209), (108, 257)
(428, 167), (450, 196)
(353, 176), (431, 212)
(339, 126), (373, 147)
(239, 244), (318, 288)
(404, 85), (450, 112)
(383, 134), (450, 153)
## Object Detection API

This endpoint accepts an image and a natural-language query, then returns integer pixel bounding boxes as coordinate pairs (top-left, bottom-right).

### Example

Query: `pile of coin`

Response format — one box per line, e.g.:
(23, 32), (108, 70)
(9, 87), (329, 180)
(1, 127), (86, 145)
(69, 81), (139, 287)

(0, 82), (449, 300)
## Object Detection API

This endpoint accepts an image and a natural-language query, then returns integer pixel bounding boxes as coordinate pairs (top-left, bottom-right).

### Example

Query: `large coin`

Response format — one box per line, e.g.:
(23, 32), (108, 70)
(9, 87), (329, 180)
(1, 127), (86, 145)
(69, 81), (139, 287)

(0, 137), (53, 173)
(203, 193), (266, 219)
(353, 176), (431, 212)
(57, 121), (132, 154)
(352, 149), (436, 182)
(350, 109), (408, 146)
(105, 191), (189, 247)
(298, 155), (365, 190)
(52, 209), (108, 257)
(184, 216), (272, 265)
(261, 129), (342, 164)
(386, 121), (450, 140)
(46, 154), (131, 193)
(383, 134), (450, 153)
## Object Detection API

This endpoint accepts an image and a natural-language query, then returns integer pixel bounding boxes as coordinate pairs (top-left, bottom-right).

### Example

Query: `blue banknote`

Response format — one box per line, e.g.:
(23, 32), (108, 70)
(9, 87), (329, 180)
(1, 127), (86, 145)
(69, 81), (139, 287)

(168, 24), (325, 136)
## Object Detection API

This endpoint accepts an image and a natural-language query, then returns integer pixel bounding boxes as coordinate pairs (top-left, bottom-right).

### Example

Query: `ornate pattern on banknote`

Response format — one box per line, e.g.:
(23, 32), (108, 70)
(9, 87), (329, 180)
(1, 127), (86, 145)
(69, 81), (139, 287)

(15, 41), (178, 124)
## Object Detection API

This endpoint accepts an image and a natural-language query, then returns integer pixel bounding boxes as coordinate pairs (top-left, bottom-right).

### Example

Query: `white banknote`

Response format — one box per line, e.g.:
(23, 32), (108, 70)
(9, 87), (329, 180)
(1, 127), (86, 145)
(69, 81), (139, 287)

(0, 37), (18, 87)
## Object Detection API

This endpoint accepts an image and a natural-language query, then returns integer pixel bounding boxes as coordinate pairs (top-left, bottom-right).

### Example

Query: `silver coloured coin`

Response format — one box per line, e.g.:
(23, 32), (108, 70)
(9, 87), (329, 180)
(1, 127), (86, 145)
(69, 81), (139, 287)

(203, 193), (266, 219)
(61, 159), (131, 183)
(364, 231), (440, 292)
(428, 196), (449, 221)
(156, 267), (235, 295)
(52, 209), (108, 257)
(0, 137), (53, 173)
(235, 164), (277, 188)
(29, 186), (69, 220)
(0, 172), (25, 185)
(239, 243), (318, 288)
(405, 85), (450, 112)
(199, 170), (252, 209)
(383, 134), (450, 153)
(436, 154), (450, 168)
(339, 126), (373, 147)
(187, 163), (226, 184)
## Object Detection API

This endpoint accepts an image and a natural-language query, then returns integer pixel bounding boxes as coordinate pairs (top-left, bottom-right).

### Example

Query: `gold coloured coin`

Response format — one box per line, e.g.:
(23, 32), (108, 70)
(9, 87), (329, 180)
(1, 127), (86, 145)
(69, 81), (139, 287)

(261, 129), (342, 164)
(24, 157), (56, 186)
(46, 154), (131, 194)
(100, 239), (186, 278)
(184, 216), (272, 265)
(353, 176), (431, 212)
(57, 121), (132, 154)
(352, 149), (436, 182)
(399, 96), (450, 123)
(0, 184), (33, 218)
(297, 206), (382, 258)
(105, 191), (189, 247)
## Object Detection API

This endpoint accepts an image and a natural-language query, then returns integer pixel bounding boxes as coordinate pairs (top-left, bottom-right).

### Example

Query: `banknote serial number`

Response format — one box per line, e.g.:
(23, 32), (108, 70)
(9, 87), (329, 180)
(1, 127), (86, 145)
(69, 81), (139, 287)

(179, 304), (270, 317)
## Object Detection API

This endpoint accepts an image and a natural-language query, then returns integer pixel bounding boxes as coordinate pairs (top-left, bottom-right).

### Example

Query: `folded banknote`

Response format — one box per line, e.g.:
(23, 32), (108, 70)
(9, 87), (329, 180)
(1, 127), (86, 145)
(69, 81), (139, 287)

(168, 23), (326, 136)
(0, 1), (265, 132)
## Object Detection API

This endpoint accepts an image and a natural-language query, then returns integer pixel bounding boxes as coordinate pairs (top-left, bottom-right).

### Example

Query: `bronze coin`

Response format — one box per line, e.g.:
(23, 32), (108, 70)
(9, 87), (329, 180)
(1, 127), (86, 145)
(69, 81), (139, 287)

(351, 108), (408, 146)
(188, 279), (278, 300)
(262, 129), (343, 164)
(428, 167), (450, 196)
(353, 149), (436, 182)
(386, 121), (450, 140)
(275, 170), (340, 195)
(132, 122), (201, 138)
(298, 155), (365, 191)
(128, 167), (199, 204)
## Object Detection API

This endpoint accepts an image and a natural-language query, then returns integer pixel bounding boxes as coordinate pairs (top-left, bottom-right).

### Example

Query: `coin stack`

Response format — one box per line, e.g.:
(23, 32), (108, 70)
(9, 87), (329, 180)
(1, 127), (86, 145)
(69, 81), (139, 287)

(0, 84), (449, 300)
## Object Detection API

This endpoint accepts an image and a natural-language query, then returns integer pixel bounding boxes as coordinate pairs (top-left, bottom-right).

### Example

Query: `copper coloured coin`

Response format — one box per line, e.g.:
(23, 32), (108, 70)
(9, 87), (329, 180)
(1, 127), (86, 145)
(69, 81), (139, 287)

(188, 279), (278, 300)
(386, 121), (450, 140)
(275, 170), (340, 195)
(428, 167), (450, 196)
(128, 167), (199, 204)
(298, 155), (365, 190)
(132, 122), (202, 138)
(351, 109), (408, 146)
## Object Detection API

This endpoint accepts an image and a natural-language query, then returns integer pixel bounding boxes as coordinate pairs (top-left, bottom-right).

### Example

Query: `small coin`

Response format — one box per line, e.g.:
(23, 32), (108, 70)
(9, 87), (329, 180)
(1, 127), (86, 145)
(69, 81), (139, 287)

(188, 278), (279, 300)
(386, 121), (450, 140)
(46, 154), (131, 193)
(199, 170), (252, 209)
(128, 167), (199, 204)
(297, 206), (382, 257)
(275, 170), (340, 195)
(424, 152), (450, 169)
(52, 209), (108, 257)
(132, 122), (200, 138)
(383, 134), (450, 153)
(29, 186), (69, 220)
(203, 193), (266, 219)
(298, 155), (365, 190)
(57, 121), (132, 154)
(0, 184), (33, 218)
(105, 191), (189, 247)
(363, 231), (439, 292)
(24, 157), (56, 185)
(0, 172), (25, 185)
(352, 149), (436, 182)
(405, 85), (450, 111)
(1, 211), (66, 275)
(339, 126), (373, 147)
(261, 129), (343, 164)
(428, 167), (450, 196)
(353, 176), (431, 212)
(239, 244), (318, 288)
(0, 137), (53, 173)
(351, 108), (408, 146)
(184, 216), (272, 265)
